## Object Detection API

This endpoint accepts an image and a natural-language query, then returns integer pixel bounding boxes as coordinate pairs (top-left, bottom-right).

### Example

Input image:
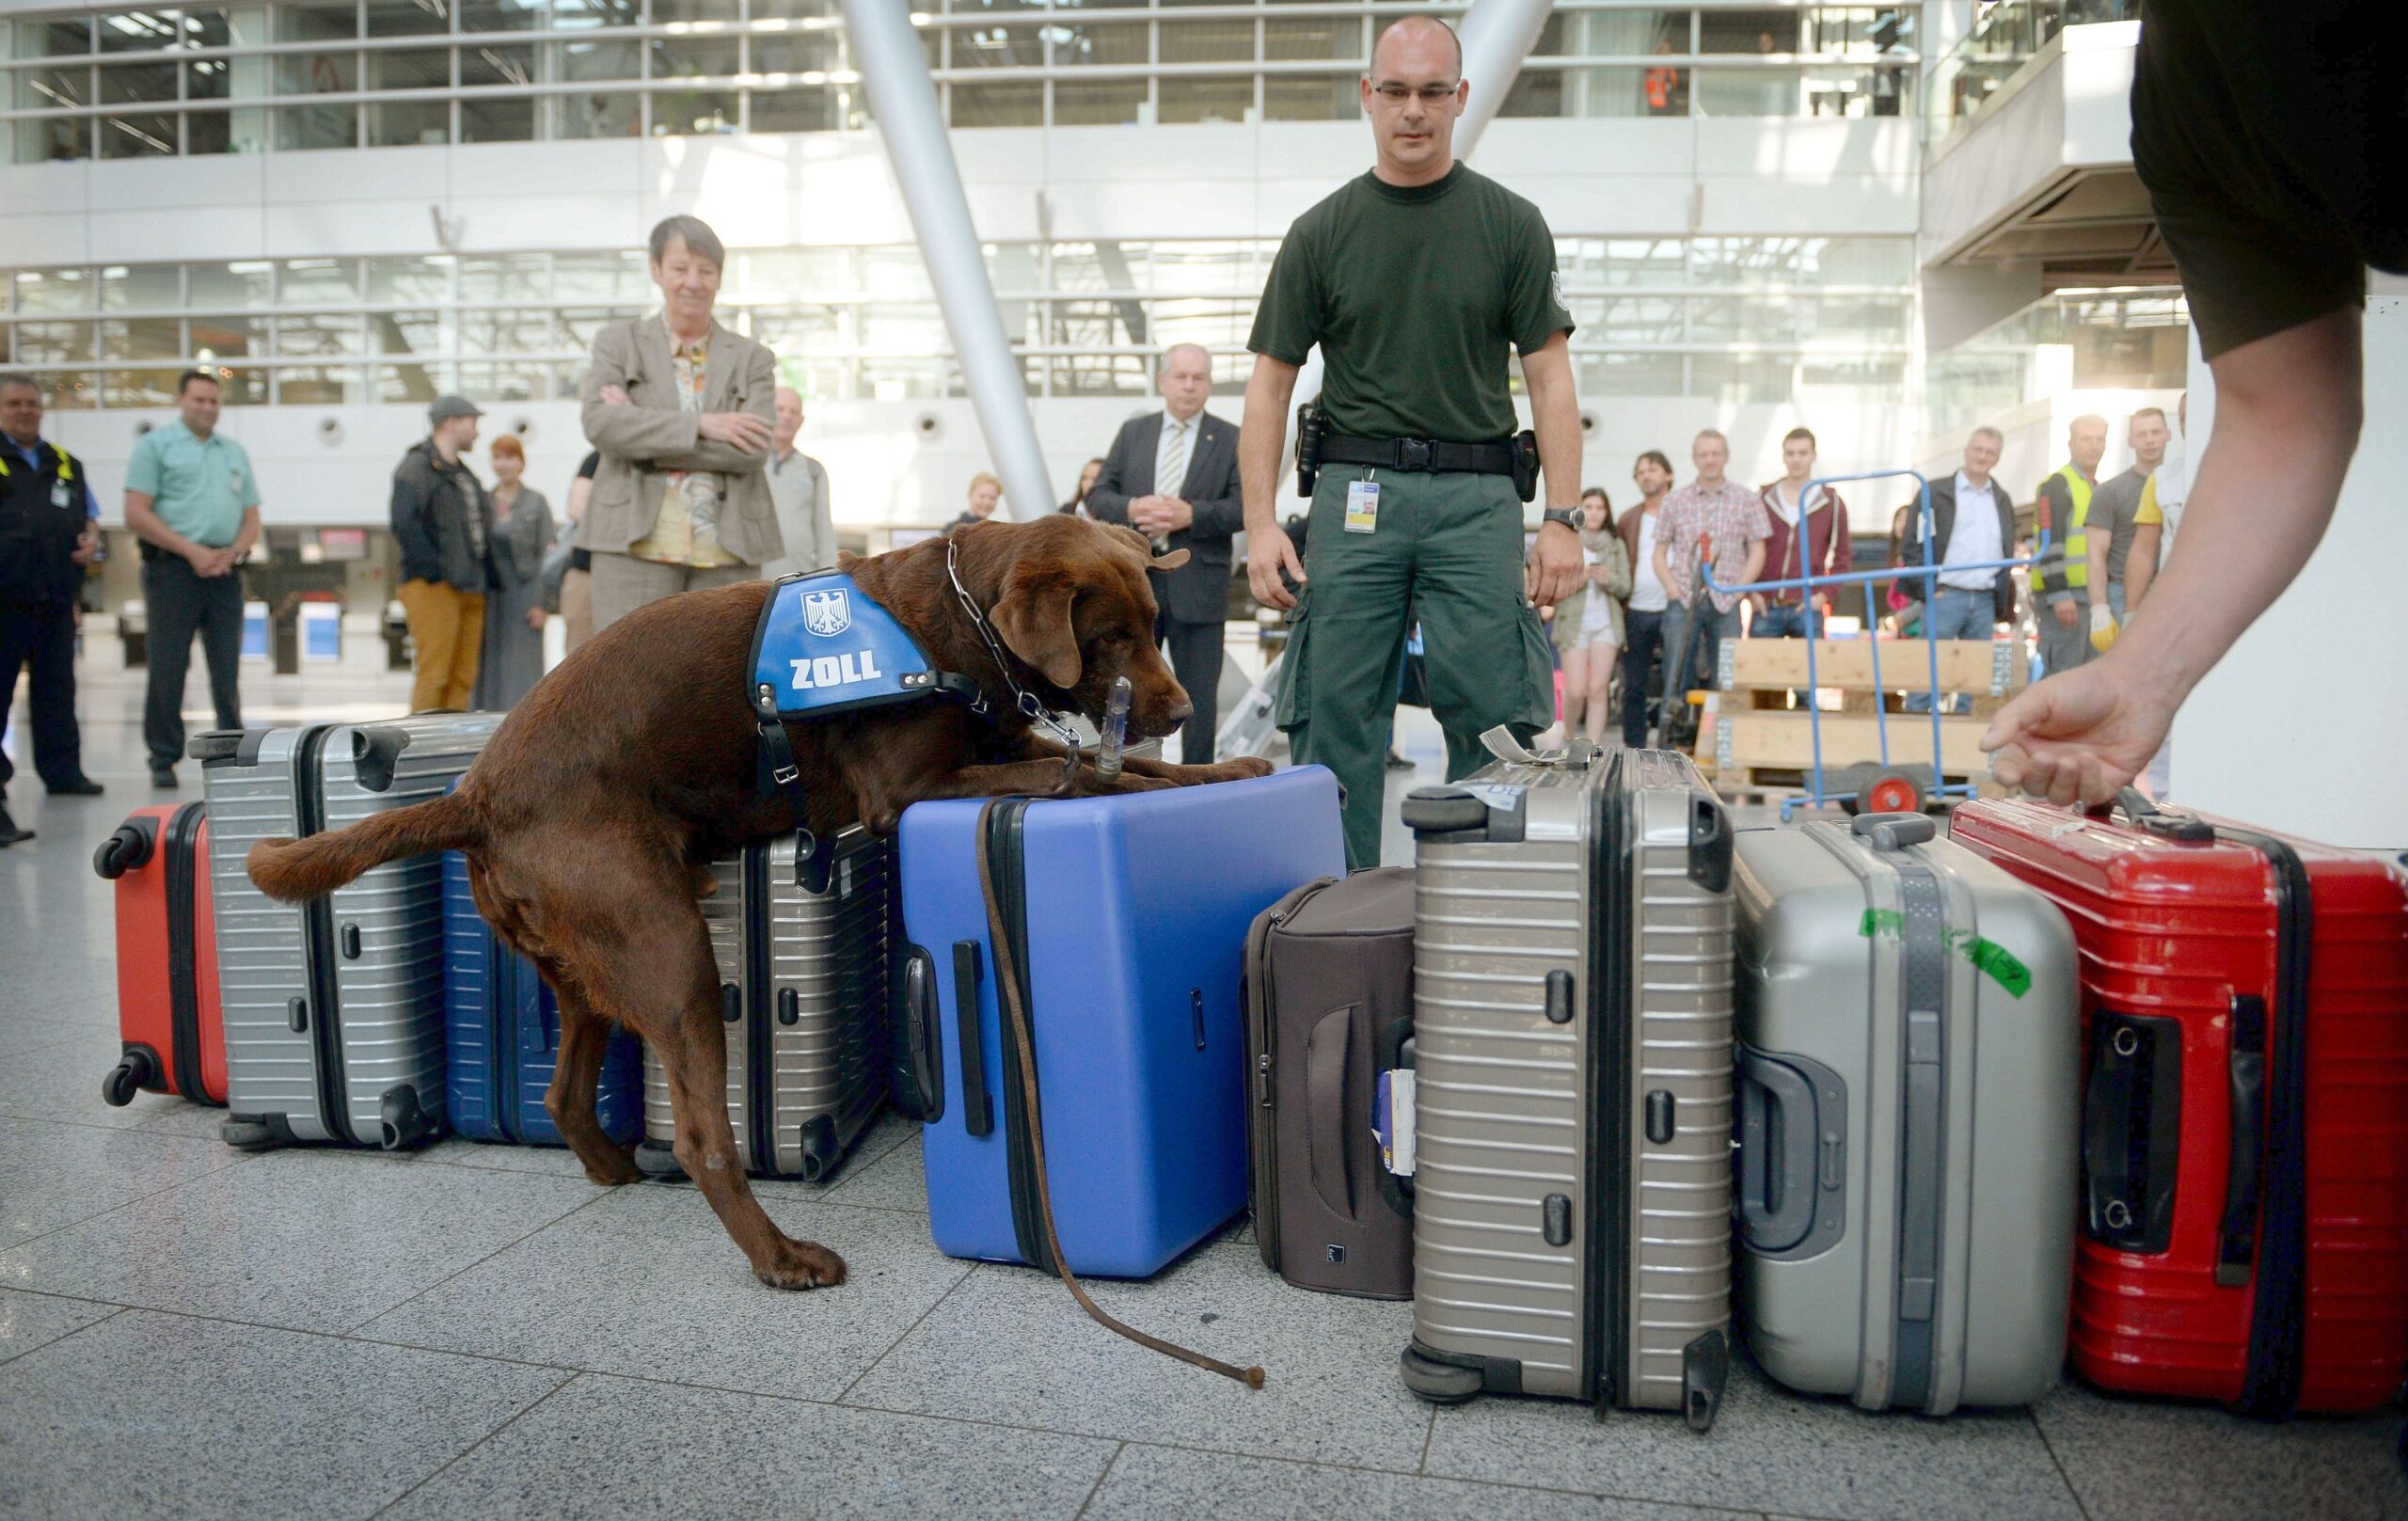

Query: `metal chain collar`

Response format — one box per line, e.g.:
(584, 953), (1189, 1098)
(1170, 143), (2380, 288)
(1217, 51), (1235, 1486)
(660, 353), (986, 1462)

(946, 537), (1084, 785)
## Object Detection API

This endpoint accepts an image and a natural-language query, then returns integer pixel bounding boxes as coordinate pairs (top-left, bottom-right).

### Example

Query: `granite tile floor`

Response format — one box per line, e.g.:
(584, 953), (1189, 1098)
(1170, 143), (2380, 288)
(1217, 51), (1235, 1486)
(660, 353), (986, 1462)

(4, 671), (2404, 1520)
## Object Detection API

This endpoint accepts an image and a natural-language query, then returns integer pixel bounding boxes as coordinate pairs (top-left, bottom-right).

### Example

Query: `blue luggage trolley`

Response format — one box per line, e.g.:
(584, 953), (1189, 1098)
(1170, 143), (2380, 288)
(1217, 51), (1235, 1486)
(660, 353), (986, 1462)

(1703, 467), (2047, 820)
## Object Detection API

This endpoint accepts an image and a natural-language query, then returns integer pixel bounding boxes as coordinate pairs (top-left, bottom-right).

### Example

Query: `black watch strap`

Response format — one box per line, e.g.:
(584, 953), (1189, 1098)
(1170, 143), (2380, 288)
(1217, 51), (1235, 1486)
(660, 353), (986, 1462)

(1540, 508), (1579, 530)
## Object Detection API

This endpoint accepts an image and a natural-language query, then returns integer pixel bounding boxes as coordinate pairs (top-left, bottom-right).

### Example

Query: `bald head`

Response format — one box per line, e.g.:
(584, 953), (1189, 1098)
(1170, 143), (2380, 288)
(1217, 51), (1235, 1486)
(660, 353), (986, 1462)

(1372, 15), (1463, 77)
(773, 385), (802, 454)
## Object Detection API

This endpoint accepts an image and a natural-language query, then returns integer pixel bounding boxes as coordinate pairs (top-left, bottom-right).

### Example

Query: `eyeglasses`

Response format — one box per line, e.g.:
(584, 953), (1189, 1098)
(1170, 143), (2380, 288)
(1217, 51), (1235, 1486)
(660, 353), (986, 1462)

(1369, 81), (1462, 107)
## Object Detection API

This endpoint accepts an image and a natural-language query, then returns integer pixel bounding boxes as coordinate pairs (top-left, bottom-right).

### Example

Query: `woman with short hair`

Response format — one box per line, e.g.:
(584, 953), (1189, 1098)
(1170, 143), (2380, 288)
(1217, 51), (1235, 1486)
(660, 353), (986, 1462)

(950, 471), (1003, 530)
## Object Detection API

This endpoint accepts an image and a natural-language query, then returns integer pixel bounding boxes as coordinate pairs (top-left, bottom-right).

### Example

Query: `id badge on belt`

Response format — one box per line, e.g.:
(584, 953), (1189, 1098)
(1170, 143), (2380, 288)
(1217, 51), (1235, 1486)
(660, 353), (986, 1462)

(1344, 478), (1380, 534)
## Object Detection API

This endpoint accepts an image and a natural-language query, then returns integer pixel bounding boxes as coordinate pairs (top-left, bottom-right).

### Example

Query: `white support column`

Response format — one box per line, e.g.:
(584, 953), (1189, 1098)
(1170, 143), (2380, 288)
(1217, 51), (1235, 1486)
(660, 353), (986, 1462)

(841, 0), (1052, 520)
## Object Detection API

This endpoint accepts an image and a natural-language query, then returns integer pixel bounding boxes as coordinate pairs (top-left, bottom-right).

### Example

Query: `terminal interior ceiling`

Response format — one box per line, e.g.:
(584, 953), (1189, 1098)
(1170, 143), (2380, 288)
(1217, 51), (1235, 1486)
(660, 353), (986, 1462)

(0, 0), (2171, 543)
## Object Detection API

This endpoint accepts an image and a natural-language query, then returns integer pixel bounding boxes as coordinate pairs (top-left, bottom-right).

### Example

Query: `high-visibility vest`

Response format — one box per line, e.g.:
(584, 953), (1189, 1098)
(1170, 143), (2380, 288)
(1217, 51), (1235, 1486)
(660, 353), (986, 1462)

(2036, 463), (2094, 593)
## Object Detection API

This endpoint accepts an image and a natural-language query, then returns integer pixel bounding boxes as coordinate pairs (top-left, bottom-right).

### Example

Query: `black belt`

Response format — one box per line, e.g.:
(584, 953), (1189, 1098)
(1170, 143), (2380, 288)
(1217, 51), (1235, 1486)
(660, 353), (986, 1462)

(1321, 435), (1516, 477)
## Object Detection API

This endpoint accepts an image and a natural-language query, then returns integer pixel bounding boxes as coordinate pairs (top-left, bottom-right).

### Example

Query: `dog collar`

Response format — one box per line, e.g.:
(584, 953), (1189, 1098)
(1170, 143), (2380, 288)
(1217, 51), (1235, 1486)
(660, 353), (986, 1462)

(944, 538), (1085, 781)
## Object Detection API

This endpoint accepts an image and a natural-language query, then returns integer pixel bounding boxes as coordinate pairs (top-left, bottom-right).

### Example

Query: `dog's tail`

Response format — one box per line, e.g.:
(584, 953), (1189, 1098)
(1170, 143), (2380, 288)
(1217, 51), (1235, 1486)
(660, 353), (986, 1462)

(246, 788), (483, 904)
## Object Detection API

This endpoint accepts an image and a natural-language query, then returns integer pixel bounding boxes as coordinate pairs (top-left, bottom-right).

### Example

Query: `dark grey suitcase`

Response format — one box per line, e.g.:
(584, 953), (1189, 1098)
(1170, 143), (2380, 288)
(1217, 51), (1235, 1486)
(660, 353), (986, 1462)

(1244, 867), (1417, 1299)
(197, 714), (502, 1150)
(635, 828), (896, 1181)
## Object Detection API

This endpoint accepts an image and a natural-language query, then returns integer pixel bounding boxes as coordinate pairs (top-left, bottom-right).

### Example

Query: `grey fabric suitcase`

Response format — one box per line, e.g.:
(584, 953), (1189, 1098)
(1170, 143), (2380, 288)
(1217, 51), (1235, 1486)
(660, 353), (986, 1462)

(197, 713), (502, 1150)
(635, 829), (895, 1181)
(1732, 814), (2079, 1412)
(1397, 739), (1735, 1429)
(1244, 867), (1417, 1300)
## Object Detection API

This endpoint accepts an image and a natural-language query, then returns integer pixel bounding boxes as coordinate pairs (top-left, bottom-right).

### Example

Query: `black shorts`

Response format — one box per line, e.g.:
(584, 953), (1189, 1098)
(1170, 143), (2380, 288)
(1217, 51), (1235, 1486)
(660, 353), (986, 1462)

(2130, 0), (2405, 357)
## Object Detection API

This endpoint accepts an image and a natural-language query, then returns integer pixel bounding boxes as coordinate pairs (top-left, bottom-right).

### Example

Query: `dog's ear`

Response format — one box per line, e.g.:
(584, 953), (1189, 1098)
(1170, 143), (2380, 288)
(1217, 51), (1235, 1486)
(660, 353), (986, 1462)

(1149, 548), (1191, 572)
(991, 565), (1083, 689)
(835, 549), (861, 571)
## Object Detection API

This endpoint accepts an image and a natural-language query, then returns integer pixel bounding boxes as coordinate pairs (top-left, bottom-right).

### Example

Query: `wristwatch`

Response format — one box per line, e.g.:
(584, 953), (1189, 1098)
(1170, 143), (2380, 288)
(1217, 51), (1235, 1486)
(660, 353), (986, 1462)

(1540, 507), (1580, 531)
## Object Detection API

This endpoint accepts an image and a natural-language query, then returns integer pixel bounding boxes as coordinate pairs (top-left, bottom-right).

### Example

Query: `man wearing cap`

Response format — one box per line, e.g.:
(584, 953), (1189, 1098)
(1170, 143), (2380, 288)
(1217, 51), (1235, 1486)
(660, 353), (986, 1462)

(390, 395), (498, 713)
(124, 368), (262, 788)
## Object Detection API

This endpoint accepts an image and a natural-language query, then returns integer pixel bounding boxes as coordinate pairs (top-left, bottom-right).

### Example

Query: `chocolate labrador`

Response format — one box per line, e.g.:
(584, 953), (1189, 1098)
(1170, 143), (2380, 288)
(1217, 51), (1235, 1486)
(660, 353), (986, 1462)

(245, 515), (1270, 1289)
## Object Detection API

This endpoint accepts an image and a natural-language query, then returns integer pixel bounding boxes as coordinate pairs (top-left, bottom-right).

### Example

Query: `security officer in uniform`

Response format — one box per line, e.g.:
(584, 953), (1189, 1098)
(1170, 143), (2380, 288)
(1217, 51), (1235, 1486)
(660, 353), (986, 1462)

(1242, 14), (1584, 869)
(0, 372), (105, 847)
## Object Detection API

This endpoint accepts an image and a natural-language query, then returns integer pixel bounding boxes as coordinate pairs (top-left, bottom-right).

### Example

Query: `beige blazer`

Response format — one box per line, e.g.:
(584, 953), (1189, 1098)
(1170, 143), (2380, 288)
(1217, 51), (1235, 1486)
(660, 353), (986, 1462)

(578, 316), (783, 565)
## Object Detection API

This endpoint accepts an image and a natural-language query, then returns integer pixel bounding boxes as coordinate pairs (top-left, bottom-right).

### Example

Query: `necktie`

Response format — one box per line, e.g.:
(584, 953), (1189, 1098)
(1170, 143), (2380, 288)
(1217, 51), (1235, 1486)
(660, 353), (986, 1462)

(1153, 419), (1189, 552)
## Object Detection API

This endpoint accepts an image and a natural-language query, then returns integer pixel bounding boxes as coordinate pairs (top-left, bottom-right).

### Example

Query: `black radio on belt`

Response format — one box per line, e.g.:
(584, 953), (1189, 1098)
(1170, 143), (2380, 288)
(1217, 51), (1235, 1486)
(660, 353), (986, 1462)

(1294, 402), (1326, 498)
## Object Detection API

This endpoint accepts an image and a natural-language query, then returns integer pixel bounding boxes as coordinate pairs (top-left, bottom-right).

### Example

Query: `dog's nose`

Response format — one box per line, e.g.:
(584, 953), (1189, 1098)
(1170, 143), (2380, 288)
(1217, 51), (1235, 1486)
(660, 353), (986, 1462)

(1164, 698), (1193, 730)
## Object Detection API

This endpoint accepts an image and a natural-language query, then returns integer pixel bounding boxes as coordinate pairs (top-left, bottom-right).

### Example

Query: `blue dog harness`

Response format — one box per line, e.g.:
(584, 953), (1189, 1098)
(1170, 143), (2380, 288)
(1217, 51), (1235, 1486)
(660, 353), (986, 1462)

(748, 568), (982, 885)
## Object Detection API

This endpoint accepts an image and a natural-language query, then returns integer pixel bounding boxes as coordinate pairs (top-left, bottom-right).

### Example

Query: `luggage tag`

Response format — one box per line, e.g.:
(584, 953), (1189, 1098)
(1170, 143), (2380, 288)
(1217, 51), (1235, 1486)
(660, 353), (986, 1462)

(1344, 477), (1380, 534)
(1373, 1068), (1417, 1177)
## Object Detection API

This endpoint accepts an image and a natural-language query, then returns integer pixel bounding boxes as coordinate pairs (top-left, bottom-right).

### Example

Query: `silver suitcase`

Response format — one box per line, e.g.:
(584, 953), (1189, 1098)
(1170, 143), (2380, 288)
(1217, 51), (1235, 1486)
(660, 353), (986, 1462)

(635, 829), (895, 1181)
(1733, 814), (2078, 1412)
(1397, 737), (1735, 1430)
(198, 714), (501, 1149)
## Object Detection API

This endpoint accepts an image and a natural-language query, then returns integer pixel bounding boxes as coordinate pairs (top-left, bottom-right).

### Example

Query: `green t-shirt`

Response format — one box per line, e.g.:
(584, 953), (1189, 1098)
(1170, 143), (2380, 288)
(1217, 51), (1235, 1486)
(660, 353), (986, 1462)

(1247, 163), (1575, 444)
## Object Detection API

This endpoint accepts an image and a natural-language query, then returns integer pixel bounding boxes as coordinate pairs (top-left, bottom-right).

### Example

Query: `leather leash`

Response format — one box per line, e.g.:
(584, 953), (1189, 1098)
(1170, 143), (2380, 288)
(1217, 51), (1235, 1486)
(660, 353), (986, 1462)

(973, 796), (1266, 1389)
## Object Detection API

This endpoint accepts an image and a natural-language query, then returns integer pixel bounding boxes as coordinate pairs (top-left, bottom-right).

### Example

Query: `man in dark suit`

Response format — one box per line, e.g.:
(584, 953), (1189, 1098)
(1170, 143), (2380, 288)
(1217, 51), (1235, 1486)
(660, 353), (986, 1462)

(1085, 343), (1242, 760)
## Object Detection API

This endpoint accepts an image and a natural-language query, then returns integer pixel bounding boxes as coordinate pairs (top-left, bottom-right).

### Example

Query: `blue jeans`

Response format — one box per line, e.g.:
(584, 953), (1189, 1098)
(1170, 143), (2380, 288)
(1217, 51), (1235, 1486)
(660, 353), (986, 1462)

(1659, 595), (1741, 726)
(1751, 602), (1817, 640)
(1904, 585), (1993, 712)
(1620, 608), (1665, 748)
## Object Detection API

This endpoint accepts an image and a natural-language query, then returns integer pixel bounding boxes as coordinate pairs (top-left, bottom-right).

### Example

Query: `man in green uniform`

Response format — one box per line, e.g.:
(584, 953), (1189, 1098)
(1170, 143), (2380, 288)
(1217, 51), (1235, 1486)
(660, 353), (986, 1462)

(1241, 14), (1584, 869)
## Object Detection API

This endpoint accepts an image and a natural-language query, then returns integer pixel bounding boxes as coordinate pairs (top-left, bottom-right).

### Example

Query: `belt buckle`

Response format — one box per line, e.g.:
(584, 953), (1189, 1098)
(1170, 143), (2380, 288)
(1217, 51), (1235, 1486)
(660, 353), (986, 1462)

(1397, 437), (1433, 472)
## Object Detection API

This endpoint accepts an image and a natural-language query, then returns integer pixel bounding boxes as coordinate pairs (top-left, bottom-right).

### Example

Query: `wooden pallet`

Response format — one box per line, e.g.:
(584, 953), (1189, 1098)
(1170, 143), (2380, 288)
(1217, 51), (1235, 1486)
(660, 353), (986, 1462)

(1713, 709), (1992, 775)
(1706, 763), (2011, 804)
(1716, 636), (2027, 698)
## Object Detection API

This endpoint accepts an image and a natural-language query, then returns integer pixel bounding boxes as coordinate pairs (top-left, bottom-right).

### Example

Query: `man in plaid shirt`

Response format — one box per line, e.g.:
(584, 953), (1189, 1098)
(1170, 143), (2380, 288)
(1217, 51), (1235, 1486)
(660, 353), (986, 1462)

(1649, 428), (1769, 739)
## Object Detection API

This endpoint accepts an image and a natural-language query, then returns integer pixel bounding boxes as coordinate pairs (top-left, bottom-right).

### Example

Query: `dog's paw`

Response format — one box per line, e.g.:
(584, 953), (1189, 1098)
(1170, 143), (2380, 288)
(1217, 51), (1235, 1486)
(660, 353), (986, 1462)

(1205, 757), (1275, 782)
(583, 1146), (644, 1187)
(754, 1240), (848, 1291)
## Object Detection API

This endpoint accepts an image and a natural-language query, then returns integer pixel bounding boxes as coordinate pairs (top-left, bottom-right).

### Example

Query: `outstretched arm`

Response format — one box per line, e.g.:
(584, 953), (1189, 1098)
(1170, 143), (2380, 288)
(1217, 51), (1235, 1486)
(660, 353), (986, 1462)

(1984, 308), (2363, 803)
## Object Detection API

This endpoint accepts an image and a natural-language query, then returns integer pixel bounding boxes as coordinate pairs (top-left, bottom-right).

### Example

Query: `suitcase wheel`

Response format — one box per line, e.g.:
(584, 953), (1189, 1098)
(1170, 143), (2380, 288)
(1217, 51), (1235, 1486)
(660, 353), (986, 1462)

(1682, 1329), (1731, 1434)
(1399, 1347), (1485, 1405)
(632, 1140), (686, 1180)
(101, 1047), (160, 1107)
(220, 1117), (283, 1150)
(1856, 768), (1925, 817)
(377, 1085), (437, 1150)
(92, 823), (155, 880)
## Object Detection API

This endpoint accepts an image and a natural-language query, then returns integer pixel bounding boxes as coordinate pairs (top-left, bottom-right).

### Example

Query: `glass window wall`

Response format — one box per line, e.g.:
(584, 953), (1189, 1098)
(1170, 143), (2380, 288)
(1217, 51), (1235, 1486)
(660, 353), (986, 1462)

(6, 2), (1922, 160)
(0, 235), (1913, 408)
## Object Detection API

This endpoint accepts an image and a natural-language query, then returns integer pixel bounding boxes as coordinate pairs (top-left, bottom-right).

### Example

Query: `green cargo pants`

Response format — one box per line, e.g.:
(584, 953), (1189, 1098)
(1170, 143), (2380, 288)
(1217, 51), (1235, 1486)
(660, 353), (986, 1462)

(1275, 464), (1555, 869)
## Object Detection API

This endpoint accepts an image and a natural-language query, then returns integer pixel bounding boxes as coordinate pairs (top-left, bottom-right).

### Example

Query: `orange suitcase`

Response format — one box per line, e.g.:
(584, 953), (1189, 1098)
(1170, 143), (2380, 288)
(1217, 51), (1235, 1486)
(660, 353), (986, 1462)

(94, 802), (228, 1107)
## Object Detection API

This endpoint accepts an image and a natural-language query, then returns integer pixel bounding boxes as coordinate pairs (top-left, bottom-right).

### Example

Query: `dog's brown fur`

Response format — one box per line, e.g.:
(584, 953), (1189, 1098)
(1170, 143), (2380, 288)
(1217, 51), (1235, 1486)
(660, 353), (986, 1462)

(245, 516), (1270, 1289)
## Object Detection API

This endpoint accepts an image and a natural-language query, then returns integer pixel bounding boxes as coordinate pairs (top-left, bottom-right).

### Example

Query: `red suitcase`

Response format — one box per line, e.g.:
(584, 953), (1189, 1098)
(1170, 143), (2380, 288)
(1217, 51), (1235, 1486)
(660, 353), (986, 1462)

(1952, 791), (2408, 1416)
(93, 802), (228, 1108)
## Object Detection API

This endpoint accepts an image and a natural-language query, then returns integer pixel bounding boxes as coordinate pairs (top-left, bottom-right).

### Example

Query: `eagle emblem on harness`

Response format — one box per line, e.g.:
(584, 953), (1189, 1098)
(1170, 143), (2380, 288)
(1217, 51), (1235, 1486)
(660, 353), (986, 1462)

(801, 588), (851, 637)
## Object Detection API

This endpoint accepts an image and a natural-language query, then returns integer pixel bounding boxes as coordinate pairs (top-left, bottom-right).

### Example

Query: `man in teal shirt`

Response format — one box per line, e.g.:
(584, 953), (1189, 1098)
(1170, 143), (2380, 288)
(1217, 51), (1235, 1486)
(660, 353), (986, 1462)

(124, 370), (261, 787)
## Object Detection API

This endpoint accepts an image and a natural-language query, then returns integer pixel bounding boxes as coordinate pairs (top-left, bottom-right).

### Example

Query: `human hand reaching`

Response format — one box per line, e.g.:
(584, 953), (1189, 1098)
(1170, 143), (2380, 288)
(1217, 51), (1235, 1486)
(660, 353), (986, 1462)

(1980, 654), (2177, 806)
(1246, 519), (1305, 610)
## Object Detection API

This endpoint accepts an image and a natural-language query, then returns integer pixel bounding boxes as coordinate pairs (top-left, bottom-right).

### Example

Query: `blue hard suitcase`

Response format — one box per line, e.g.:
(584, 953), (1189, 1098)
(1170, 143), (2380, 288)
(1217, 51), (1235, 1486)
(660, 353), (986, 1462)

(894, 767), (1346, 1277)
(441, 837), (644, 1148)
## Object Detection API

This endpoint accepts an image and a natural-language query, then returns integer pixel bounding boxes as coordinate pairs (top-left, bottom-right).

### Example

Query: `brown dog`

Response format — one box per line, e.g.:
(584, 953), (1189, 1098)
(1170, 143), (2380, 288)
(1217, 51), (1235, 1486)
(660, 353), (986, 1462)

(245, 515), (1271, 1290)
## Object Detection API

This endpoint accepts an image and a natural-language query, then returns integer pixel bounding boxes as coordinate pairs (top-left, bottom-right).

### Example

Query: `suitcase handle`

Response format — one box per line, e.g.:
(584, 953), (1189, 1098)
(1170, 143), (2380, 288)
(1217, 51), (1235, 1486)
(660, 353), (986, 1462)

(2081, 1011), (2181, 1254)
(1736, 1050), (1820, 1254)
(2088, 787), (2215, 844)
(1374, 1015), (1415, 1218)
(1305, 1007), (1355, 1217)
(2215, 994), (2269, 1288)
(892, 945), (946, 1124)
(952, 940), (993, 1138)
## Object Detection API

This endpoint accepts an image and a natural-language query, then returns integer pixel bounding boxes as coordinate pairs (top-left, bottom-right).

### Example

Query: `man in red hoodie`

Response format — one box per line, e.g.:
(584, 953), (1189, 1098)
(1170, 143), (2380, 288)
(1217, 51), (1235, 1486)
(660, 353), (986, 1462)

(1750, 426), (1850, 640)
